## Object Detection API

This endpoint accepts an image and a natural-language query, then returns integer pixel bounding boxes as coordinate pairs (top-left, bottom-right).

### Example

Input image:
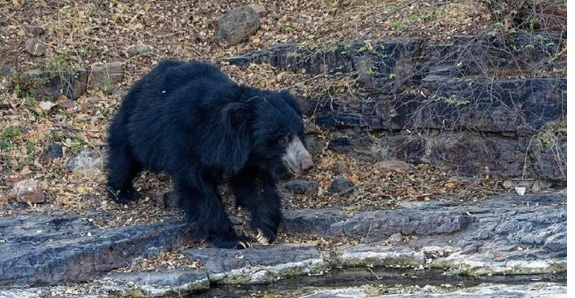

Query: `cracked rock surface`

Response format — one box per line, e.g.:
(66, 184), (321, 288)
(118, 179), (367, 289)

(297, 283), (566, 298)
(284, 192), (566, 275)
(0, 192), (566, 297)
(0, 212), (192, 286)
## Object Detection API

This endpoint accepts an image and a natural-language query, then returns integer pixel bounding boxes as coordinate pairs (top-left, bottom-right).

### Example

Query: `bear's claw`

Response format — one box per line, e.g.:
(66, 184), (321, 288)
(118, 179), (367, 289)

(256, 229), (271, 245)
(238, 240), (251, 249)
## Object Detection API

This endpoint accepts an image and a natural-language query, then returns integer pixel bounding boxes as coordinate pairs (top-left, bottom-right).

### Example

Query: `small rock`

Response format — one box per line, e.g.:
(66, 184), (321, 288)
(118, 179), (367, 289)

(1, 65), (16, 77)
(24, 38), (48, 56)
(42, 143), (63, 161)
(88, 62), (124, 91)
(516, 180), (535, 188)
(23, 24), (44, 37)
(135, 43), (152, 54)
(531, 182), (541, 193)
(248, 4), (267, 16)
(515, 186), (527, 196)
(328, 138), (353, 153)
(380, 160), (410, 172)
(60, 100), (75, 109)
(38, 101), (57, 111)
(387, 233), (403, 244)
(215, 6), (260, 45)
(283, 179), (319, 195)
(305, 135), (324, 157)
(48, 1), (65, 8)
(66, 149), (103, 171)
(333, 162), (349, 175)
(502, 180), (515, 189)
(8, 179), (46, 204)
(328, 176), (354, 197)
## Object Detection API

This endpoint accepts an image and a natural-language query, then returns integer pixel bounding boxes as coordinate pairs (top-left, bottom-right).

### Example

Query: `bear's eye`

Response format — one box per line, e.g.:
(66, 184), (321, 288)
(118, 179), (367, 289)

(278, 136), (290, 146)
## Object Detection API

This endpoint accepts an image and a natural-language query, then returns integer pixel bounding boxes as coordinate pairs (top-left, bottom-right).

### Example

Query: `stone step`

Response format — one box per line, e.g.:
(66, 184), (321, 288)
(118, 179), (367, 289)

(101, 269), (209, 296)
(185, 244), (325, 284)
(0, 212), (192, 286)
(284, 192), (566, 275)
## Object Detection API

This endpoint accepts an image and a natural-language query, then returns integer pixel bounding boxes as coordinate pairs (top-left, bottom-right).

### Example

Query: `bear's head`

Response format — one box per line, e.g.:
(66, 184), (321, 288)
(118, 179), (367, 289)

(249, 90), (314, 179)
(206, 87), (313, 179)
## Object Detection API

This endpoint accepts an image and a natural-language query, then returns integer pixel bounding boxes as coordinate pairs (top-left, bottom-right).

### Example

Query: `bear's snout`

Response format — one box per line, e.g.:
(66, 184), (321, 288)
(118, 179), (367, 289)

(283, 136), (314, 174)
(298, 151), (314, 172)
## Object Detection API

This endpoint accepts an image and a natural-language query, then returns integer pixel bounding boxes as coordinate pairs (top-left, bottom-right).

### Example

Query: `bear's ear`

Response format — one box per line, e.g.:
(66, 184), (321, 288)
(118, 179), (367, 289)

(279, 90), (302, 115)
(222, 102), (251, 129)
(200, 102), (252, 175)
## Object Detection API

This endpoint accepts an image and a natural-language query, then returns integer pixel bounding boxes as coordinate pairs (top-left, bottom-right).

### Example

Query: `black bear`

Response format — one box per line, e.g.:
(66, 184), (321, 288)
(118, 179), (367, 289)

(106, 60), (313, 249)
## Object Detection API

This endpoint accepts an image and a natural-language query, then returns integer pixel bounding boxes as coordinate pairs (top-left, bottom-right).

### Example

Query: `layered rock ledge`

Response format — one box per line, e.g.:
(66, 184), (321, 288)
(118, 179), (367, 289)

(0, 192), (565, 297)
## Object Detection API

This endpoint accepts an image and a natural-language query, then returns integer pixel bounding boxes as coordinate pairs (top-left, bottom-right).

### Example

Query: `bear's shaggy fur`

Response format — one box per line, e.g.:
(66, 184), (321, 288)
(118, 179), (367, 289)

(106, 60), (313, 248)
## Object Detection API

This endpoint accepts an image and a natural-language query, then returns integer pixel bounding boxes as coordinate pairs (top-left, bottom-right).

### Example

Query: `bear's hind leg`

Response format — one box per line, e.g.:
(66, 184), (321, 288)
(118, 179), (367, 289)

(106, 139), (142, 203)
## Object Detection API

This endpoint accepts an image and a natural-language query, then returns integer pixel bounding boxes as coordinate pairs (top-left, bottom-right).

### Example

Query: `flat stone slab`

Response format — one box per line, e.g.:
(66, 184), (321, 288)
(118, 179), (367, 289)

(0, 211), (192, 286)
(282, 209), (348, 235)
(185, 244), (326, 284)
(284, 192), (566, 275)
(336, 245), (424, 268)
(297, 283), (566, 298)
(101, 269), (209, 296)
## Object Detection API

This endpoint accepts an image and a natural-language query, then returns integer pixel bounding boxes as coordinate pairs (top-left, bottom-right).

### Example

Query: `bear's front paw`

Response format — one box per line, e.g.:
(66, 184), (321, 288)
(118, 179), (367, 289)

(107, 187), (140, 203)
(255, 227), (277, 245)
(211, 234), (252, 249)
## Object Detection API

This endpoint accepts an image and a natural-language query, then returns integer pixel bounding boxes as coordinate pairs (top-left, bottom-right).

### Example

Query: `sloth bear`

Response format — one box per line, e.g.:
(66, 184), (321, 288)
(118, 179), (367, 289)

(106, 60), (313, 249)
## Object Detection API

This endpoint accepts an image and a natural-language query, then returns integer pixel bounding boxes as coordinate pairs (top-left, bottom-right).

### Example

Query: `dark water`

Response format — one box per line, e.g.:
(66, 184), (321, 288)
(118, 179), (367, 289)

(188, 268), (566, 298)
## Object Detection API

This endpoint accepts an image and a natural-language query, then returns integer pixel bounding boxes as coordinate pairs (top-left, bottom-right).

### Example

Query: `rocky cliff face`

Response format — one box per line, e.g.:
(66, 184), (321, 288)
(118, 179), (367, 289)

(228, 32), (567, 184)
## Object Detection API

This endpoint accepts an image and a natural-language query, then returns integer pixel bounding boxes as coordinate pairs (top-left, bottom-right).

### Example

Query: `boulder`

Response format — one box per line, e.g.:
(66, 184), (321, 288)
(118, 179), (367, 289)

(215, 6), (260, 45)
